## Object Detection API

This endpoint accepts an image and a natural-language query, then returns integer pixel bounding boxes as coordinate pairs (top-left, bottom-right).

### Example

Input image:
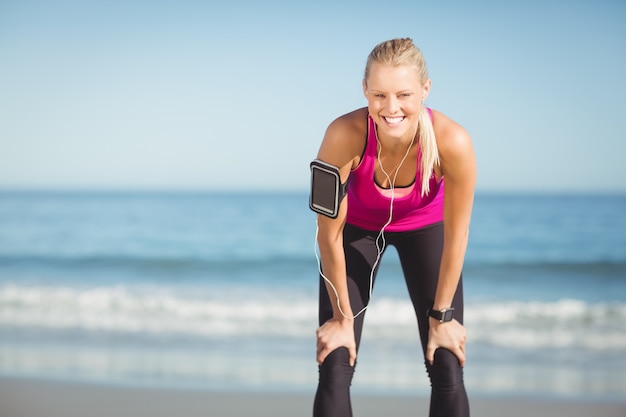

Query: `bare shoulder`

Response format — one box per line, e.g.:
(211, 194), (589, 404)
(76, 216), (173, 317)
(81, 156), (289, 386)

(431, 109), (472, 155)
(317, 107), (368, 169)
(431, 109), (475, 180)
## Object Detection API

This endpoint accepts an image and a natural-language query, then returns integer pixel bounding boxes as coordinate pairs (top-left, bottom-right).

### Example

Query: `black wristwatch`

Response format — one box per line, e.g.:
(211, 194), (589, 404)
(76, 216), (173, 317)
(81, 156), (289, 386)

(428, 307), (455, 323)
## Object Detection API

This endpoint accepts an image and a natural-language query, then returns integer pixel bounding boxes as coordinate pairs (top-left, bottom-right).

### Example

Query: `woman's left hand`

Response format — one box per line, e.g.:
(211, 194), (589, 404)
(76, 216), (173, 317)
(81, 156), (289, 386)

(425, 318), (467, 366)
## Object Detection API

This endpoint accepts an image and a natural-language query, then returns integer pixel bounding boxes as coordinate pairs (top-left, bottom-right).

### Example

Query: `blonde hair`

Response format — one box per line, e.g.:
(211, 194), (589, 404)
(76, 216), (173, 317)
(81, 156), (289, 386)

(364, 38), (439, 196)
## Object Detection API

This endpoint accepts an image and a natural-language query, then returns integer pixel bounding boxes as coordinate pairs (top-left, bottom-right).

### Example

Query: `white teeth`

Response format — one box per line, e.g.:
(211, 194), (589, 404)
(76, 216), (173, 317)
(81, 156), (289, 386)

(384, 117), (404, 124)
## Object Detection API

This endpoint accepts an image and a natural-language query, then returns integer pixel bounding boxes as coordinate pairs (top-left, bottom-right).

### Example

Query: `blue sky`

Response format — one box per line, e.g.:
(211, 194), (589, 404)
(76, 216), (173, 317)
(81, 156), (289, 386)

(1, 0), (625, 192)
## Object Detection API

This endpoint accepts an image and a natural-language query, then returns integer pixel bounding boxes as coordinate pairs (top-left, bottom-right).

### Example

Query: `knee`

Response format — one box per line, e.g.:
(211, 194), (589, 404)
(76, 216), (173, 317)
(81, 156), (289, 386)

(318, 347), (356, 389)
(425, 348), (465, 390)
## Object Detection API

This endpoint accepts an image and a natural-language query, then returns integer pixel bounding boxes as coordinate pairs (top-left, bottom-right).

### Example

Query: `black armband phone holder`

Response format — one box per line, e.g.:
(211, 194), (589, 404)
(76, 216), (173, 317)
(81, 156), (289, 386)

(309, 159), (348, 219)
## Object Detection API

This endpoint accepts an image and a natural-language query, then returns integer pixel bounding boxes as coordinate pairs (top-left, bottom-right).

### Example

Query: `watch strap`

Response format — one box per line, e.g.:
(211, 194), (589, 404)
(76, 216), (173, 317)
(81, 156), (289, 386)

(428, 307), (455, 323)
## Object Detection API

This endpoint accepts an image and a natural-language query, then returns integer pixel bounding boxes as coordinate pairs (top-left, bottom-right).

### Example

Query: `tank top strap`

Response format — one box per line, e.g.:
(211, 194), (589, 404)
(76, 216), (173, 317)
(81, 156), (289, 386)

(366, 115), (378, 156)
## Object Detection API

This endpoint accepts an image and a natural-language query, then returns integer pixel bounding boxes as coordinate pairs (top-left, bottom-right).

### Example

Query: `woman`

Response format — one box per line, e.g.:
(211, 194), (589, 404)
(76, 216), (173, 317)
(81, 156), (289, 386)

(312, 38), (475, 417)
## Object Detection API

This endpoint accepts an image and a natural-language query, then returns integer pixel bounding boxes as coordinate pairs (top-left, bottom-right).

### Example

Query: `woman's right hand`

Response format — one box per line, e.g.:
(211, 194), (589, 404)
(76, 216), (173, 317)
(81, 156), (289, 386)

(316, 317), (357, 366)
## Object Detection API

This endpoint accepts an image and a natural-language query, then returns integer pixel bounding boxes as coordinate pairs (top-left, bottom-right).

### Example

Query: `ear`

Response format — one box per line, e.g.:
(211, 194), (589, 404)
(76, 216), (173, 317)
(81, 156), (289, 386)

(422, 79), (432, 101)
(362, 79), (368, 98)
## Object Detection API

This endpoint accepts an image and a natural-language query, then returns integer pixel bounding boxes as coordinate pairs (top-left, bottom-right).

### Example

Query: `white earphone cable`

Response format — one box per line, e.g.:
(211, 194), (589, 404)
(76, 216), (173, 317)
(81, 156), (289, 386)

(314, 128), (415, 319)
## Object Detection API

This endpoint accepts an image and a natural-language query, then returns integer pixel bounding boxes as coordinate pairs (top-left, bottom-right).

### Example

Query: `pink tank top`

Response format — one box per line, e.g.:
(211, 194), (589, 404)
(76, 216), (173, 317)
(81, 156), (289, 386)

(346, 112), (444, 232)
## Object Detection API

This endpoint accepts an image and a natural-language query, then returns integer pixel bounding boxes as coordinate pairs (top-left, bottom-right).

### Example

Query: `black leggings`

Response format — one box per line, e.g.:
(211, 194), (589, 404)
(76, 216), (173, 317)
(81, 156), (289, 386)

(313, 222), (469, 417)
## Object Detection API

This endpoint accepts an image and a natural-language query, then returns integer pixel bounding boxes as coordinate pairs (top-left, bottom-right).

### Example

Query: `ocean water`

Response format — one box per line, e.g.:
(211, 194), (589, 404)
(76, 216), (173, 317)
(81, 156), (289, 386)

(0, 191), (625, 401)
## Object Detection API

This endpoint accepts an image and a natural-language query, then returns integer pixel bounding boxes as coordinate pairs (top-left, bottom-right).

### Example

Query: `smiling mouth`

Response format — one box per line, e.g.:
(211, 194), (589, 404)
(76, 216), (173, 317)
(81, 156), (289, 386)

(384, 116), (405, 125)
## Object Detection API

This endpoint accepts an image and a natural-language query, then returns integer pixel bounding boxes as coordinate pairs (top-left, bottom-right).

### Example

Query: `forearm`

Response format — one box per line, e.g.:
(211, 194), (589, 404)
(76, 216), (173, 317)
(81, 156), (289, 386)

(317, 228), (353, 320)
(433, 227), (469, 310)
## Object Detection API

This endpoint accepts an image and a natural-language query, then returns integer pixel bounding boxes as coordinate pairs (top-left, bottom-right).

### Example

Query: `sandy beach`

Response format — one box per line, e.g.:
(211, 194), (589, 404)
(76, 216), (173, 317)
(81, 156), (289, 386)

(0, 377), (624, 417)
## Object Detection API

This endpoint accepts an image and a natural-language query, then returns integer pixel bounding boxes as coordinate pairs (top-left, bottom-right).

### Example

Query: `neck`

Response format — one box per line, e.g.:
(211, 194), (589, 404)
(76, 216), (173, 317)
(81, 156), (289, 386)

(375, 125), (419, 153)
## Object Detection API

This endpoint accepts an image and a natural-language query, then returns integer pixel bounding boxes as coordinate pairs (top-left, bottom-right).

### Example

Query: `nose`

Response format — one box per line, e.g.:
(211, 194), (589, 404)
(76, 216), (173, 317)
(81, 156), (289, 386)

(387, 96), (400, 114)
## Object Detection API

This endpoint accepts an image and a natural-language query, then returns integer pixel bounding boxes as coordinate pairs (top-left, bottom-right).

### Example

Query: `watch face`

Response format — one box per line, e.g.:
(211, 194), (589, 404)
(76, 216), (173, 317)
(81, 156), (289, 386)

(429, 308), (455, 322)
(441, 309), (454, 322)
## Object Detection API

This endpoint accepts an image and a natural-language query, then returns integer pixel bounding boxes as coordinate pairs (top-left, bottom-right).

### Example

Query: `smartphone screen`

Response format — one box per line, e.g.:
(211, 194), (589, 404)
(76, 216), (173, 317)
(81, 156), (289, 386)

(310, 160), (340, 218)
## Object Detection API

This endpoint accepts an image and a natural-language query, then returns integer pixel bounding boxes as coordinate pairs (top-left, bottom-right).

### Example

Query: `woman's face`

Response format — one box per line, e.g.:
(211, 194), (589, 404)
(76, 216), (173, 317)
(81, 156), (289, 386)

(363, 63), (430, 141)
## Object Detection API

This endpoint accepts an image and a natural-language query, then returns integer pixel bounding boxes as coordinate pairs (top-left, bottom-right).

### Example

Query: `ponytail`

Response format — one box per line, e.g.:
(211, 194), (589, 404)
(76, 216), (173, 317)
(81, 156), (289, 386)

(418, 106), (439, 196)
